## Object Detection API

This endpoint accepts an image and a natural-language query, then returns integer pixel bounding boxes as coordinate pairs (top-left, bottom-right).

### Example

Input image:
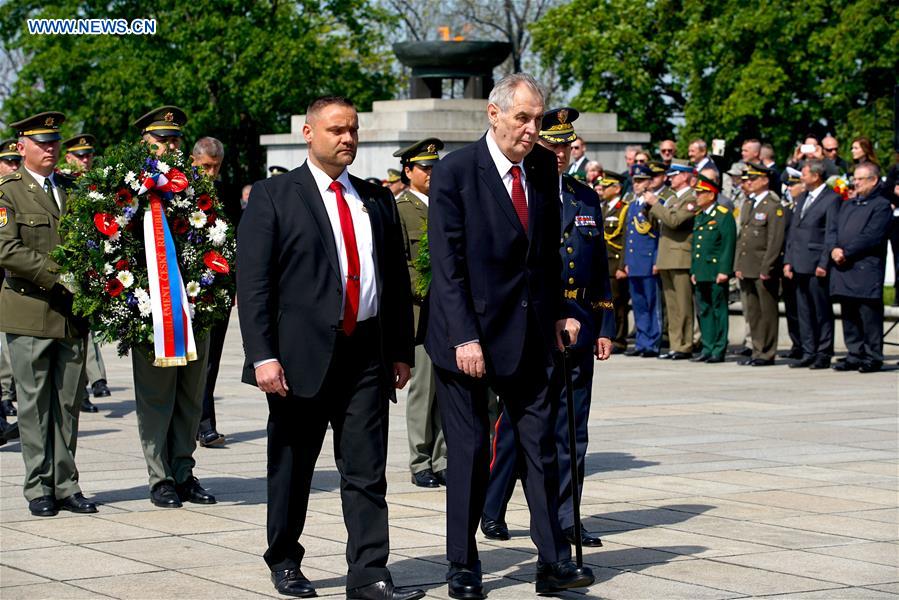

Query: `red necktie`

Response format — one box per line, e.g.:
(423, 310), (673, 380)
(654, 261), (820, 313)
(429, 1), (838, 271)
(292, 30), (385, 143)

(509, 165), (528, 231)
(329, 181), (360, 335)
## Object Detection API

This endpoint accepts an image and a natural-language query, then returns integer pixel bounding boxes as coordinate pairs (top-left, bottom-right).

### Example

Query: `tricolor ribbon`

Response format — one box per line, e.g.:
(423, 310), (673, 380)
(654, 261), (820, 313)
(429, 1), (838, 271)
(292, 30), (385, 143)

(139, 169), (196, 366)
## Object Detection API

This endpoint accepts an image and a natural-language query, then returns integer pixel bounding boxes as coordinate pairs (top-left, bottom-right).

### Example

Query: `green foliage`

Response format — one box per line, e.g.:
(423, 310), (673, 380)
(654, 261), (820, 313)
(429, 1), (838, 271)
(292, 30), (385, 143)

(412, 220), (430, 300)
(1, 0), (397, 189)
(531, 0), (899, 164)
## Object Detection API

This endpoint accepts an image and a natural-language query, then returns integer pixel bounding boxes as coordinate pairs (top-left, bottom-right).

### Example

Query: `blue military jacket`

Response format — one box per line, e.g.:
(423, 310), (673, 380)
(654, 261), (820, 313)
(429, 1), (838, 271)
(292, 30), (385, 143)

(560, 174), (615, 350)
(624, 195), (658, 277)
(828, 186), (892, 300)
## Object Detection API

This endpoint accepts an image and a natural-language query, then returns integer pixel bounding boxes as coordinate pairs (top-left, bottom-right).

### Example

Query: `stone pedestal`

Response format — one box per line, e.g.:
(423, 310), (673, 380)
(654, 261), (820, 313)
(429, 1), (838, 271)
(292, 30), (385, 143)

(260, 98), (650, 181)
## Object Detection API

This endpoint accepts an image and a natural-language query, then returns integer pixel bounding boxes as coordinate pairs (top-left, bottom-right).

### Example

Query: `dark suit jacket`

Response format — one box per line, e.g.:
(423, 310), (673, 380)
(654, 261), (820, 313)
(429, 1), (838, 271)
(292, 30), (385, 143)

(784, 186), (841, 274)
(425, 137), (562, 377)
(236, 162), (414, 398)
(827, 186), (892, 300)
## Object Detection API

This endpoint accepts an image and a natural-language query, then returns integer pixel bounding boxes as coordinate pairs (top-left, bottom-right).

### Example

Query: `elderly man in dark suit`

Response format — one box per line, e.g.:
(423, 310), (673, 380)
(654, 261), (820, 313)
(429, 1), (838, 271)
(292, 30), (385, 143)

(426, 74), (594, 600)
(237, 96), (422, 600)
(783, 160), (841, 369)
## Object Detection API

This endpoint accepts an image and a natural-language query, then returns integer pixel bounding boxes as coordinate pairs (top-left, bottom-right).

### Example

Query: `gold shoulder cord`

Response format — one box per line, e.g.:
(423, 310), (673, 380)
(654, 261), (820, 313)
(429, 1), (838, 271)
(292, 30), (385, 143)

(605, 202), (628, 249)
(632, 213), (653, 236)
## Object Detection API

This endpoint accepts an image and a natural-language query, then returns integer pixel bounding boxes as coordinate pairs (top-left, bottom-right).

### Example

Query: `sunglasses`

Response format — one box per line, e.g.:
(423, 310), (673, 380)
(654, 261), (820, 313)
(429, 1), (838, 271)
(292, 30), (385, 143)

(659, 148), (675, 153)
(824, 147), (838, 152)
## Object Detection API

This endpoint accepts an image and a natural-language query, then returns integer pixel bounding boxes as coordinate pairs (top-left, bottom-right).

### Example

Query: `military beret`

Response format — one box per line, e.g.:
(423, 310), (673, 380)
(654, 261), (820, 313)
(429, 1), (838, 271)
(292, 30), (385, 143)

(133, 105), (187, 137)
(0, 139), (21, 161)
(10, 111), (65, 143)
(693, 173), (720, 194)
(63, 134), (96, 156)
(599, 170), (625, 186)
(538, 107), (579, 144)
(666, 158), (694, 175)
(393, 138), (443, 167)
(631, 163), (653, 179)
(268, 165), (289, 176)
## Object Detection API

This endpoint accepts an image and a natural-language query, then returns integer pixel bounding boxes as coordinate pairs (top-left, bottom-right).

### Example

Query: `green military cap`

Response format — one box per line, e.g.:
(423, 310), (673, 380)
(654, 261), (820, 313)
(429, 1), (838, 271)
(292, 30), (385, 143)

(648, 161), (667, 176)
(10, 111), (65, 142)
(0, 139), (21, 161)
(133, 105), (187, 137)
(599, 170), (626, 186)
(63, 134), (96, 156)
(538, 107), (579, 144)
(744, 161), (772, 178)
(386, 168), (402, 183)
(393, 138), (444, 167)
(268, 165), (289, 176)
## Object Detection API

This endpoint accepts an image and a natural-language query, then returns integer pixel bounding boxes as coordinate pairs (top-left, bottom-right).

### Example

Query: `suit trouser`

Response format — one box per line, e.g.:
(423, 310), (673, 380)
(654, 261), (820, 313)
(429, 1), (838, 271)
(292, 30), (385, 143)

(5, 334), (85, 501)
(794, 273), (834, 359)
(201, 306), (232, 431)
(782, 276), (801, 352)
(628, 275), (661, 352)
(484, 348), (594, 533)
(659, 268), (694, 353)
(435, 336), (570, 567)
(0, 335), (15, 401)
(695, 281), (729, 358)
(132, 337), (210, 489)
(837, 297), (884, 365)
(84, 333), (107, 385)
(264, 320), (390, 589)
(740, 277), (780, 361)
(610, 275), (630, 348)
(406, 344), (446, 474)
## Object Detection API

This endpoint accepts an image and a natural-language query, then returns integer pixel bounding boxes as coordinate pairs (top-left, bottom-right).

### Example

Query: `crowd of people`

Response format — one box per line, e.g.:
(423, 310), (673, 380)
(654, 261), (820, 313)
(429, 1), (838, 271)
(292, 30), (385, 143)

(1, 71), (897, 600)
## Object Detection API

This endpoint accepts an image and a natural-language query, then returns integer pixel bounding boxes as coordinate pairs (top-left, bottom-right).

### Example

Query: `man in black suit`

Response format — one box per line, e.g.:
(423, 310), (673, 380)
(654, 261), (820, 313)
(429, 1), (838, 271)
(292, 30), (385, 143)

(783, 160), (841, 369)
(426, 74), (594, 599)
(237, 96), (422, 600)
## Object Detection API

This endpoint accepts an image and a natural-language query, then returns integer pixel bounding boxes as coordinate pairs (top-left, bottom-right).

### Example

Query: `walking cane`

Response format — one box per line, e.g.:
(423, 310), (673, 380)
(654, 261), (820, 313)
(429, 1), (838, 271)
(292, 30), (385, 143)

(560, 330), (583, 567)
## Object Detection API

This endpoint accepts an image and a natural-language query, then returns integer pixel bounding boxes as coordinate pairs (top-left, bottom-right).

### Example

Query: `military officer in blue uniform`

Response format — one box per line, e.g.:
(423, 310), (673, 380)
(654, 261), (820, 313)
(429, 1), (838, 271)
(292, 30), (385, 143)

(623, 163), (661, 357)
(481, 107), (614, 548)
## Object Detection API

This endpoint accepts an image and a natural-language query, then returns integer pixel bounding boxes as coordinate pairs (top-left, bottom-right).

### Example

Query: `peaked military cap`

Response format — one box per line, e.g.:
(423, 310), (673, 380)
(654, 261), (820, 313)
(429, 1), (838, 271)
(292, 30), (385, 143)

(538, 107), (579, 144)
(386, 168), (402, 183)
(744, 161), (773, 178)
(11, 111), (65, 142)
(648, 161), (668, 176)
(0, 139), (21, 161)
(693, 173), (720, 194)
(63, 134), (96, 156)
(268, 165), (289, 176)
(666, 158), (694, 175)
(134, 105), (187, 137)
(631, 163), (653, 179)
(393, 138), (443, 167)
(781, 166), (802, 186)
(599, 170), (625, 186)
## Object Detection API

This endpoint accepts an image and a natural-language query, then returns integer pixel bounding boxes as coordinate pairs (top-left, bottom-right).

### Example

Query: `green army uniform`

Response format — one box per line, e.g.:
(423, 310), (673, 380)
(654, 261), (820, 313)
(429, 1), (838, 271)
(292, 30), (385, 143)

(131, 106), (214, 503)
(0, 139), (21, 417)
(691, 202), (736, 360)
(0, 112), (90, 507)
(393, 138), (446, 486)
(734, 165), (786, 363)
(599, 171), (630, 350)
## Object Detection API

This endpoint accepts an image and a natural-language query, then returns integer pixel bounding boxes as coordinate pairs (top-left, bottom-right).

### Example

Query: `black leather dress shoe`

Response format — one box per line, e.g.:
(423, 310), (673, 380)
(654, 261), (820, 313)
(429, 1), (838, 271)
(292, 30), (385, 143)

(150, 482), (182, 508)
(176, 477), (216, 504)
(779, 348), (803, 359)
(670, 351), (692, 360)
(198, 428), (226, 447)
(447, 565), (484, 600)
(29, 495), (58, 517)
(611, 344), (626, 355)
(809, 357), (831, 369)
(91, 379), (111, 398)
(58, 492), (98, 513)
(641, 350), (659, 358)
(832, 360), (860, 371)
(858, 362), (883, 373)
(271, 568), (316, 598)
(411, 469), (439, 488)
(480, 516), (510, 540)
(433, 469), (447, 486)
(563, 525), (602, 547)
(736, 347), (752, 357)
(535, 560), (594, 594)
(1, 398), (16, 416)
(623, 348), (642, 357)
(749, 358), (774, 366)
(706, 355), (725, 364)
(690, 354), (710, 363)
(657, 351), (675, 359)
(0, 420), (19, 446)
(347, 580), (425, 600)
(789, 357), (815, 368)
(80, 397), (99, 413)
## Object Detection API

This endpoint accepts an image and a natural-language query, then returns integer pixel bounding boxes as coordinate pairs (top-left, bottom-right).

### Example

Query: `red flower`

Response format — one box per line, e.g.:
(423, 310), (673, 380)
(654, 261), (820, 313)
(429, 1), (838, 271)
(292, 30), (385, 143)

(105, 279), (124, 297)
(172, 218), (189, 234)
(203, 251), (230, 273)
(89, 184), (97, 191)
(206, 211), (217, 224)
(115, 259), (129, 271)
(197, 194), (212, 211)
(86, 269), (99, 280)
(115, 188), (132, 206)
(200, 293), (214, 304)
(93, 213), (119, 237)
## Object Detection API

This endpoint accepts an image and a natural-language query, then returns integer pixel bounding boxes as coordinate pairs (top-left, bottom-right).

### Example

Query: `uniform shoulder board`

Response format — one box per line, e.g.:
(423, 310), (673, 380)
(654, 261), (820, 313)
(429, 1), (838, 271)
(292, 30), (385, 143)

(0, 172), (22, 186)
(395, 191), (412, 204)
(716, 205), (729, 214)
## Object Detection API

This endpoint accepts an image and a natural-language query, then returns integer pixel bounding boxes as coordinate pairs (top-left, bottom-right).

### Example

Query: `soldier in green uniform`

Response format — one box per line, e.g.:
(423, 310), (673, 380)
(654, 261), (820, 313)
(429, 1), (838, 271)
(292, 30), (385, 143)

(734, 163), (786, 366)
(393, 138), (447, 488)
(0, 112), (96, 516)
(690, 174), (736, 363)
(131, 106), (215, 508)
(646, 159), (698, 359)
(597, 171), (630, 352)
(0, 138), (22, 420)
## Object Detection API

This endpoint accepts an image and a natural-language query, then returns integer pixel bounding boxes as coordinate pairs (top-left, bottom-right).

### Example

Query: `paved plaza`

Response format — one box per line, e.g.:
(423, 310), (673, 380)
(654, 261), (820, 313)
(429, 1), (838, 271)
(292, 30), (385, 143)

(1, 314), (897, 599)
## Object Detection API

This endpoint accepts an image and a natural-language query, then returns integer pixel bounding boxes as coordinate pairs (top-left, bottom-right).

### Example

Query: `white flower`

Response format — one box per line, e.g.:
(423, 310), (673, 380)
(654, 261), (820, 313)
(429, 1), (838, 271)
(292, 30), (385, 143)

(130, 179), (141, 191)
(103, 263), (114, 274)
(103, 166), (112, 175)
(188, 303), (196, 319)
(185, 186), (195, 199)
(134, 288), (152, 317)
(124, 170), (137, 184)
(157, 161), (170, 174)
(185, 281), (201, 297)
(88, 191), (104, 201)
(103, 241), (116, 254)
(109, 231), (122, 243)
(115, 215), (128, 227)
(189, 211), (206, 228)
(207, 220), (228, 246)
(117, 270), (134, 288)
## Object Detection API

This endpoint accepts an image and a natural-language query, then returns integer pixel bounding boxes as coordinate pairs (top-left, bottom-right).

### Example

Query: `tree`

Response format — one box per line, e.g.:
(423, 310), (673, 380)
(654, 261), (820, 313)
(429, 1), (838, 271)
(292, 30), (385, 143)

(0, 0), (398, 192)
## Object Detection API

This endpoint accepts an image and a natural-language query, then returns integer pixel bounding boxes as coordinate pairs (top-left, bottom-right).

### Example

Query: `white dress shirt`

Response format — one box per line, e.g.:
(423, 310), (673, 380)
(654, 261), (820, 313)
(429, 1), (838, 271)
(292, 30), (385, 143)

(567, 155), (586, 175)
(486, 129), (528, 206)
(24, 166), (62, 211)
(801, 183), (826, 217)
